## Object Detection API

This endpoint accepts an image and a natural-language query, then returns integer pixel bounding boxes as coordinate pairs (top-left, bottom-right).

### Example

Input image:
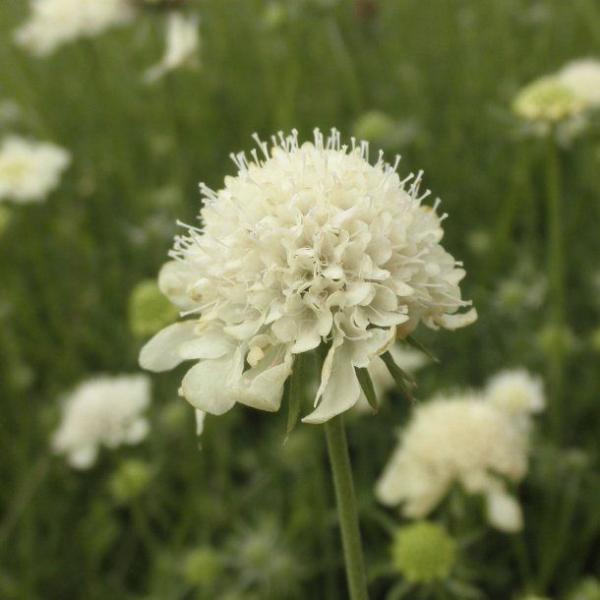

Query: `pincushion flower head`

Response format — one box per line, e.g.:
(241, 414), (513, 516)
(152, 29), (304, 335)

(140, 129), (476, 426)
(513, 58), (600, 129)
(14, 0), (134, 57)
(0, 136), (70, 204)
(53, 374), (151, 469)
(376, 369), (544, 533)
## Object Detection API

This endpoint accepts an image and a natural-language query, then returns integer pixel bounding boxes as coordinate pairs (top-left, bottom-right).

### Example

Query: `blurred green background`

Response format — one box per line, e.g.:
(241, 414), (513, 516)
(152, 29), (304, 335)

(1, 1), (599, 598)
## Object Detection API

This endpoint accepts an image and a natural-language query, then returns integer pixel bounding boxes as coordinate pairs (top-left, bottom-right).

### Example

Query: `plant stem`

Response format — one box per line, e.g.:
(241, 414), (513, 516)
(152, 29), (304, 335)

(324, 415), (369, 600)
(545, 136), (565, 438)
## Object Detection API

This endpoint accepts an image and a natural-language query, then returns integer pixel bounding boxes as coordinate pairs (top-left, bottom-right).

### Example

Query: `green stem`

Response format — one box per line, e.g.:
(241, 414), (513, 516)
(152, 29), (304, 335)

(545, 136), (565, 438)
(324, 415), (369, 600)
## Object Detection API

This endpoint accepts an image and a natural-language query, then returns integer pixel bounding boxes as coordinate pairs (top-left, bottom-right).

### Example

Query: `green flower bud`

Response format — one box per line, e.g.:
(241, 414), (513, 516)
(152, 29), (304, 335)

(537, 324), (577, 357)
(109, 459), (152, 503)
(391, 521), (456, 584)
(466, 229), (491, 255)
(128, 279), (178, 337)
(353, 111), (397, 148)
(263, 3), (287, 29)
(568, 578), (600, 600)
(182, 547), (222, 588)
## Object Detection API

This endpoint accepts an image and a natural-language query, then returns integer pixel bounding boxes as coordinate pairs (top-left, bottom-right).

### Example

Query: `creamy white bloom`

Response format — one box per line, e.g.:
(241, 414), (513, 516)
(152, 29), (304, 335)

(53, 375), (151, 469)
(376, 373), (544, 532)
(513, 58), (600, 134)
(513, 77), (585, 123)
(140, 130), (475, 426)
(0, 136), (70, 203)
(14, 0), (134, 57)
(485, 369), (544, 417)
(144, 12), (200, 84)
(557, 59), (600, 108)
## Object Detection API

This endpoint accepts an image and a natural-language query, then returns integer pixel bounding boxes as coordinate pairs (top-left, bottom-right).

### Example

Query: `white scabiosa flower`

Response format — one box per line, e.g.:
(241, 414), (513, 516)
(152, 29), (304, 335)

(557, 59), (600, 109)
(0, 136), (70, 204)
(53, 375), (151, 469)
(14, 0), (134, 57)
(139, 129), (476, 427)
(376, 381), (542, 532)
(484, 369), (544, 417)
(513, 77), (585, 123)
(144, 12), (200, 84)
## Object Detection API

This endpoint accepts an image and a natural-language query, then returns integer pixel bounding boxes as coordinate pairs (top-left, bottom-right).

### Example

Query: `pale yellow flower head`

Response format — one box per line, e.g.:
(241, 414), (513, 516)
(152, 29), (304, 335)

(139, 130), (475, 427)
(513, 76), (585, 123)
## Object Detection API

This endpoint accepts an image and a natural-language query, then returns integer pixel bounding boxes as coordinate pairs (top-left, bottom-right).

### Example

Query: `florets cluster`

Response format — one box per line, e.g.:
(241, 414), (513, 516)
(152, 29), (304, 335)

(140, 130), (475, 424)
(376, 370), (544, 532)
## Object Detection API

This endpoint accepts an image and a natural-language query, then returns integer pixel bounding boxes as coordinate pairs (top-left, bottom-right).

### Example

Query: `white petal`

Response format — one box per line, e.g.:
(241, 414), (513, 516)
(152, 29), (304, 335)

(291, 321), (321, 353)
(234, 349), (293, 412)
(302, 343), (361, 424)
(158, 260), (195, 310)
(223, 315), (264, 339)
(195, 410), (206, 436)
(68, 445), (98, 470)
(436, 307), (478, 330)
(125, 418), (149, 444)
(139, 321), (198, 372)
(487, 491), (523, 533)
(350, 326), (396, 368)
(344, 281), (375, 306)
(179, 352), (242, 415)
(178, 331), (234, 360)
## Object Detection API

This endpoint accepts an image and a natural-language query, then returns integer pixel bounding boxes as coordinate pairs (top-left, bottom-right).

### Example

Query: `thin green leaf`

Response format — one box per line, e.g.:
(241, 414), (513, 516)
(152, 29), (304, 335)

(355, 367), (378, 413)
(286, 352), (309, 434)
(406, 334), (439, 363)
(381, 351), (416, 404)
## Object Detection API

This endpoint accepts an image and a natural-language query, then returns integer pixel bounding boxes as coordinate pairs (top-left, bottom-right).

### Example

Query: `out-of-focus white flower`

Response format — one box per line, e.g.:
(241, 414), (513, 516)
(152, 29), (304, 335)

(557, 59), (600, 108)
(139, 130), (475, 428)
(0, 136), (70, 203)
(53, 375), (151, 469)
(144, 12), (200, 84)
(485, 369), (544, 417)
(495, 261), (547, 314)
(513, 59), (600, 143)
(376, 371), (544, 532)
(14, 0), (134, 57)
(513, 77), (585, 123)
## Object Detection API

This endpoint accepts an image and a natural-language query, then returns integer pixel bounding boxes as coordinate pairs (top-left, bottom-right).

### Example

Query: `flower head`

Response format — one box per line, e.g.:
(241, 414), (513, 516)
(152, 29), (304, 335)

(557, 59), (600, 108)
(376, 371), (544, 532)
(568, 578), (600, 600)
(14, 0), (134, 57)
(513, 77), (585, 123)
(140, 130), (475, 426)
(0, 136), (70, 203)
(109, 459), (153, 502)
(391, 521), (456, 583)
(53, 374), (151, 469)
(144, 12), (200, 83)
(484, 369), (544, 417)
(181, 546), (223, 588)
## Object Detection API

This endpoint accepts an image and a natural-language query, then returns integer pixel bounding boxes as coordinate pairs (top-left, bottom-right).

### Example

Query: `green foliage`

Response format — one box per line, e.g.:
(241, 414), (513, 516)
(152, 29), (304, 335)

(1, 0), (600, 598)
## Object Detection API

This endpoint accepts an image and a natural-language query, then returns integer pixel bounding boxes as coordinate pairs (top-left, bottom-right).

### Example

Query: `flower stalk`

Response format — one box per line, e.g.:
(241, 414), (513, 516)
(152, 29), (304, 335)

(545, 135), (565, 438)
(324, 415), (369, 600)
